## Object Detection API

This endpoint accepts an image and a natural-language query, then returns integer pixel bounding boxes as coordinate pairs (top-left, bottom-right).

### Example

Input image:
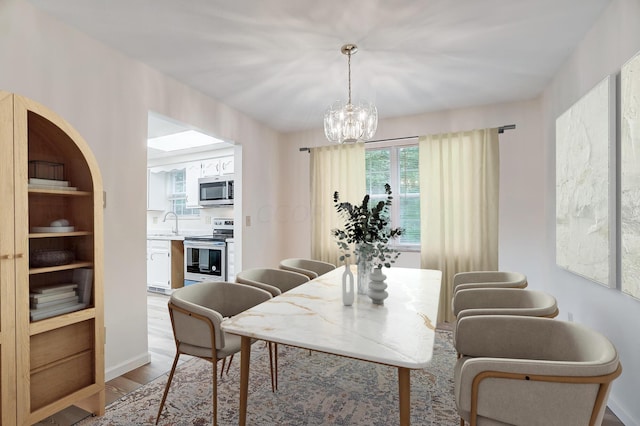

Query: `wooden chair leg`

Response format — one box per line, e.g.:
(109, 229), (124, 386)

(213, 358), (218, 426)
(460, 418), (465, 426)
(155, 352), (181, 425)
(226, 353), (234, 374)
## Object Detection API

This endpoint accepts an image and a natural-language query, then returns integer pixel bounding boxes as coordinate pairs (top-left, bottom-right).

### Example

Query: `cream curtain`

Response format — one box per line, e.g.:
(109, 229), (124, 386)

(310, 143), (366, 267)
(419, 128), (500, 323)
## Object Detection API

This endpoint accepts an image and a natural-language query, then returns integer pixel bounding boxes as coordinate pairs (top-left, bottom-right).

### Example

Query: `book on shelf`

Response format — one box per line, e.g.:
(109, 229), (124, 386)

(32, 283), (78, 294)
(74, 268), (93, 305)
(30, 302), (88, 322)
(30, 299), (81, 314)
(28, 183), (78, 191)
(28, 178), (70, 187)
(29, 290), (77, 303)
(30, 294), (79, 309)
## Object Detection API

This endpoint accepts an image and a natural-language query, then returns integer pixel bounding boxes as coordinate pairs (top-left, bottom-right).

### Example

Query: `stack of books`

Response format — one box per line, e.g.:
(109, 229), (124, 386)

(29, 268), (93, 321)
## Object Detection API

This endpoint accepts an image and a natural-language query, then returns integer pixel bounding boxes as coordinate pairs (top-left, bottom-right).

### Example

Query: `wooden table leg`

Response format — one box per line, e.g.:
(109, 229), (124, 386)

(398, 367), (410, 426)
(239, 336), (251, 426)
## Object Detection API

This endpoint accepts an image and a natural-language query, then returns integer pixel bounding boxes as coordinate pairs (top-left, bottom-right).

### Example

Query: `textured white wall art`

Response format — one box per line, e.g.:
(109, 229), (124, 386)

(556, 75), (616, 287)
(621, 52), (640, 300)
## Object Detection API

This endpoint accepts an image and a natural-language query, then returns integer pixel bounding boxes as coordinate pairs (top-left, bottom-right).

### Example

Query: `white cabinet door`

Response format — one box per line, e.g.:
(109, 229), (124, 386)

(147, 240), (171, 290)
(201, 158), (220, 177)
(147, 168), (167, 211)
(220, 156), (234, 175)
(185, 161), (202, 208)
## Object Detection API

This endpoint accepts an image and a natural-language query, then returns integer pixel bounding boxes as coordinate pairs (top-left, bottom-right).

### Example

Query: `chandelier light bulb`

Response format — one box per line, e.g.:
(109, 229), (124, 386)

(324, 44), (378, 144)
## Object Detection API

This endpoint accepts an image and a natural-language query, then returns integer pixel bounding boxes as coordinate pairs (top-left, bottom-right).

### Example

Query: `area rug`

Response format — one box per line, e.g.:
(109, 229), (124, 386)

(78, 329), (458, 425)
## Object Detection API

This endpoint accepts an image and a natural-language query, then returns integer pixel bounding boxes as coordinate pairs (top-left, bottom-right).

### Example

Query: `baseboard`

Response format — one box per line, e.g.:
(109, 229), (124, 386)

(105, 352), (152, 382)
(608, 398), (638, 426)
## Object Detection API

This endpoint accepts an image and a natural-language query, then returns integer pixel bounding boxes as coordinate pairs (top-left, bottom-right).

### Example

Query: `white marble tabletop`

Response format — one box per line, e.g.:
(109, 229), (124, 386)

(222, 266), (442, 369)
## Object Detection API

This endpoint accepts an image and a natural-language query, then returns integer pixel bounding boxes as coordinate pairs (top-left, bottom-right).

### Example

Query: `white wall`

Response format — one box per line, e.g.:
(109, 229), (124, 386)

(0, 0), (285, 380)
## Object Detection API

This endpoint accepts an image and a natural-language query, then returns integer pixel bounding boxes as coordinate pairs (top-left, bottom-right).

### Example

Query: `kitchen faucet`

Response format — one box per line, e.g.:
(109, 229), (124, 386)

(163, 211), (179, 235)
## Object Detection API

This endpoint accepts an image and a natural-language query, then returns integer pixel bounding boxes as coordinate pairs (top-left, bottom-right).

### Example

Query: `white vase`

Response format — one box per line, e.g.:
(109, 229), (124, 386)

(342, 263), (354, 306)
(368, 267), (388, 305)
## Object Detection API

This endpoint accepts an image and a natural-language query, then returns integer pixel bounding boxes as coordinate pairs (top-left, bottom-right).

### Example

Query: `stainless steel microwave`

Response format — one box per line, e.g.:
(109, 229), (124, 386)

(198, 175), (234, 206)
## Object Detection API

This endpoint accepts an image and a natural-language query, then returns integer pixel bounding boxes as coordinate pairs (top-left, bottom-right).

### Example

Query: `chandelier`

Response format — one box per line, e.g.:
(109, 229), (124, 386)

(324, 44), (378, 144)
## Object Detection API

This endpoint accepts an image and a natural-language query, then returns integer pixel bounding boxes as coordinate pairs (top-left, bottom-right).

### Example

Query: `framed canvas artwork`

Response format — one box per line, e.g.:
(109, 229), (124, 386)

(621, 51), (640, 300)
(555, 75), (616, 287)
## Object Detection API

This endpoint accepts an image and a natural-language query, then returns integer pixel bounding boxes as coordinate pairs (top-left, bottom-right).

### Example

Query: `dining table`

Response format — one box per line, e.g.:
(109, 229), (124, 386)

(221, 265), (442, 425)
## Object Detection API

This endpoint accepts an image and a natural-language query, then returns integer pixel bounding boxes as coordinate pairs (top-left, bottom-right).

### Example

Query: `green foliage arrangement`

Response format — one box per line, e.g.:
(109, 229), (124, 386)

(332, 183), (404, 269)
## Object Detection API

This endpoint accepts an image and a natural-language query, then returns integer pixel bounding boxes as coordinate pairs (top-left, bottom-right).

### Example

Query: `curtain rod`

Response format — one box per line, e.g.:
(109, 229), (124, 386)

(298, 124), (516, 152)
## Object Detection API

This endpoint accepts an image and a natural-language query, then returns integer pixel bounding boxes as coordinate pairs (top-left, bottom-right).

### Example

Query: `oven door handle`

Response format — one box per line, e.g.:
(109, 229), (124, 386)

(184, 241), (226, 249)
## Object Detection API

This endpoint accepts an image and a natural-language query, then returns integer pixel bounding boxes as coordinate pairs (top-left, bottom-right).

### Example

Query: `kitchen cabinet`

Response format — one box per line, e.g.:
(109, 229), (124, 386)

(185, 161), (202, 208)
(0, 92), (104, 424)
(147, 238), (184, 294)
(147, 168), (167, 211)
(147, 240), (171, 292)
(220, 156), (234, 175)
(201, 158), (220, 177)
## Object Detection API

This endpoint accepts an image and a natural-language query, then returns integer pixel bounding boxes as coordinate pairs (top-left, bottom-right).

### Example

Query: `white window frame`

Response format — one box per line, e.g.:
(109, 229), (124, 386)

(365, 140), (420, 252)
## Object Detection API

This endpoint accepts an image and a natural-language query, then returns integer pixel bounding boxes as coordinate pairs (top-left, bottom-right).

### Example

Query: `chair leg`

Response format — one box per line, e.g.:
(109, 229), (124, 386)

(460, 418), (465, 426)
(155, 352), (181, 425)
(213, 359), (218, 426)
(219, 354), (235, 378)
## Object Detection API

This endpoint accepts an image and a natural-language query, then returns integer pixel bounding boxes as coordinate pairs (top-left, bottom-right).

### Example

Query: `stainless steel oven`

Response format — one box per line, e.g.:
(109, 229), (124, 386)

(183, 239), (226, 282)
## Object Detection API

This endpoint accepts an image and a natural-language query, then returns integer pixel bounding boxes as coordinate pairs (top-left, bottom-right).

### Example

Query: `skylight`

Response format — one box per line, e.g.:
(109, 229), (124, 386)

(147, 130), (225, 152)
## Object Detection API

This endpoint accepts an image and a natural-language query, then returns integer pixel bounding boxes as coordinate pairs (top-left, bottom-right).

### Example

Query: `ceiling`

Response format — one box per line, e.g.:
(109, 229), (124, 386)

(29, 0), (610, 134)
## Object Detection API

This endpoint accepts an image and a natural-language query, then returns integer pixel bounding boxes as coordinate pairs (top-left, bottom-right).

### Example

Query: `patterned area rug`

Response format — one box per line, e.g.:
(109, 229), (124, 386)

(78, 330), (458, 425)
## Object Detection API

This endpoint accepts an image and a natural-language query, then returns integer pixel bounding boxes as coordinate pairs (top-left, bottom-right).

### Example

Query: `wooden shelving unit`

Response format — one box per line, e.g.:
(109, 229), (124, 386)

(0, 91), (104, 425)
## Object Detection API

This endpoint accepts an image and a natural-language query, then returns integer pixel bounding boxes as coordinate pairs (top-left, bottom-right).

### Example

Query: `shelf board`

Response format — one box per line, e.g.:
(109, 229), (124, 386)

(29, 261), (93, 275)
(29, 307), (96, 336)
(29, 231), (92, 238)
(28, 188), (92, 196)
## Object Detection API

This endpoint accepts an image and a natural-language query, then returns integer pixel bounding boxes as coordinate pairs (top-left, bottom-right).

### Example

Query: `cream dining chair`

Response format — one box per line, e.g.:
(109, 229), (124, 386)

(453, 271), (528, 294)
(155, 281), (273, 426)
(279, 258), (336, 279)
(454, 315), (622, 426)
(236, 268), (310, 391)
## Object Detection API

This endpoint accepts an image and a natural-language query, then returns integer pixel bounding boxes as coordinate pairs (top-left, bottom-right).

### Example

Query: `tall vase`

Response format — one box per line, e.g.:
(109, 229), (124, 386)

(368, 267), (388, 305)
(342, 262), (354, 306)
(356, 245), (371, 295)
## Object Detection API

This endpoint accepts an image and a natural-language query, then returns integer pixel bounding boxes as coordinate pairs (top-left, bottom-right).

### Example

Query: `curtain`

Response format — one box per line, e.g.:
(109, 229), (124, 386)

(310, 143), (366, 267)
(419, 128), (500, 323)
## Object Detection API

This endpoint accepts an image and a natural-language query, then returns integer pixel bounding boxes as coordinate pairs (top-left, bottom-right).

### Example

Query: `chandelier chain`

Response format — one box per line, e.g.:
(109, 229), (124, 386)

(347, 50), (352, 105)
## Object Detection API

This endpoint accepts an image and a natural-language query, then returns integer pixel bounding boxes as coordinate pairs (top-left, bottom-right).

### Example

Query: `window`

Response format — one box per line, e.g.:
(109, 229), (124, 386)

(168, 169), (199, 217)
(365, 145), (420, 249)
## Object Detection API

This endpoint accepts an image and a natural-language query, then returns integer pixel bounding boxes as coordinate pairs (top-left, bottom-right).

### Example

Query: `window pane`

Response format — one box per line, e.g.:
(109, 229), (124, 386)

(398, 146), (420, 244)
(366, 149), (391, 196)
(169, 169), (198, 217)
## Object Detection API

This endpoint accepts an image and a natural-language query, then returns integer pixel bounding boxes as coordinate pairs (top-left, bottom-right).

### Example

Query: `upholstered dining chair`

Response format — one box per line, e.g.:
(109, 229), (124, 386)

(451, 271), (528, 313)
(236, 268), (310, 391)
(454, 315), (622, 426)
(155, 281), (273, 426)
(279, 258), (336, 280)
(453, 288), (559, 320)
(453, 271), (528, 294)
(236, 268), (310, 297)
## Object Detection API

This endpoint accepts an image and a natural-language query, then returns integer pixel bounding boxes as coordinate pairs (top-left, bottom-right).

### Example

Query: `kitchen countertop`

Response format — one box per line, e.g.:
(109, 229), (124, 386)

(147, 234), (185, 241)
